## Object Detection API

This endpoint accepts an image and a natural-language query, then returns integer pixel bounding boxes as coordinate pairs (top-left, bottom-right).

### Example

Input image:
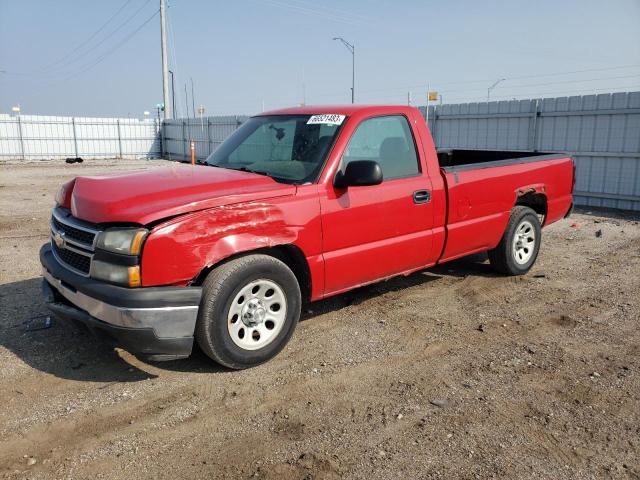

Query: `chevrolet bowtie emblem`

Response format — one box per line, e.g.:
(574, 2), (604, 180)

(53, 230), (66, 249)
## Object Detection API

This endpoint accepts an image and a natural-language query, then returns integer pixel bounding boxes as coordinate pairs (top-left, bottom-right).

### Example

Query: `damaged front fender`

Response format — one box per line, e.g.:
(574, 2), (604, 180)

(140, 193), (321, 288)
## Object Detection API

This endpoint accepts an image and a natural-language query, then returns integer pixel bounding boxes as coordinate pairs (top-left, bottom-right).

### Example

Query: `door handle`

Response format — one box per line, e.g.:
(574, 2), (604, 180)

(413, 189), (431, 204)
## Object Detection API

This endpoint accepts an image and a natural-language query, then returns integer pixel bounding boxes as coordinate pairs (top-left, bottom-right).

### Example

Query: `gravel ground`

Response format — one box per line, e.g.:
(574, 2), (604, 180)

(0, 159), (638, 480)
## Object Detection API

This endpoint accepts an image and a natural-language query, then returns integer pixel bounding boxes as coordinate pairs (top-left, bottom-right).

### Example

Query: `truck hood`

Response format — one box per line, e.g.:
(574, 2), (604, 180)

(69, 164), (296, 224)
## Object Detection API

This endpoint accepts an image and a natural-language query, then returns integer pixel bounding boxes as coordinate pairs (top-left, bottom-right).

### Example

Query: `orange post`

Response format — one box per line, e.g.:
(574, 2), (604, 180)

(190, 141), (195, 165)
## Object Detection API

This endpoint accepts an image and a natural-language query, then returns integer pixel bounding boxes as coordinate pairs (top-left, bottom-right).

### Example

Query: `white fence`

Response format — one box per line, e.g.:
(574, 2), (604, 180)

(0, 114), (161, 160)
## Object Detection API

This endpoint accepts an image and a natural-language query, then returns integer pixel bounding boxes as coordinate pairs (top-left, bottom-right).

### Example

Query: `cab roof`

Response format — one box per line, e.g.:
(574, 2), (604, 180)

(259, 104), (420, 117)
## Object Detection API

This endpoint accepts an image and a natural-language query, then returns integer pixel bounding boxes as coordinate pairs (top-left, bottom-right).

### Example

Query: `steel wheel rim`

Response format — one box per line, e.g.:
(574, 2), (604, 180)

(512, 219), (536, 265)
(227, 278), (287, 351)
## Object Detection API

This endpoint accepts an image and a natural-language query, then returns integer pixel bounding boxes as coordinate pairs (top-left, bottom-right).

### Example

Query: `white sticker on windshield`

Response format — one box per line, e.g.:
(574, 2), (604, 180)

(307, 114), (345, 125)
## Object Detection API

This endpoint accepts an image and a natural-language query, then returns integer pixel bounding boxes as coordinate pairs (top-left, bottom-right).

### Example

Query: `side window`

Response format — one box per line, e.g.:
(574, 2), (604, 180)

(341, 115), (420, 180)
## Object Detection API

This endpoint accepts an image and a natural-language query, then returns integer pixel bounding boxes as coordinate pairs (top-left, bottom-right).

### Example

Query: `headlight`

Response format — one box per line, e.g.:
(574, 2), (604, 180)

(91, 261), (141, 287)
(96, 228), (148, 255)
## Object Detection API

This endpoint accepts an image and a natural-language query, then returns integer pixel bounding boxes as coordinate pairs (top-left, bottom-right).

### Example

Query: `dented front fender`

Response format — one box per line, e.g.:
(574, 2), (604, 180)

(140, 187), (323, 289)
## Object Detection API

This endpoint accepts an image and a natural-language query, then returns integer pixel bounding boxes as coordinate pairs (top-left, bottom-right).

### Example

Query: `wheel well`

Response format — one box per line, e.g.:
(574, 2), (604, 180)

(191, 245), (312, 303)
(515, 192), (547, 223)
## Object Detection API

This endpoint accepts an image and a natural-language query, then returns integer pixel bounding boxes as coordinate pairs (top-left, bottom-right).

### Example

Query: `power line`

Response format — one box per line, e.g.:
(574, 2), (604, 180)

(445, 84), (640, 103)
(284, 0), (371, 23)
(353, 74), (640, 101)
(15, 9), (160, 101)
(191, 71), (640, 111)
(444, 74), (640, 94)
(39, 0), (134, 71)
(69, 9), (160, 78)
(258, 0), (372, 26)
(507, 65), (640, 81)
(360, 84), (640, 105)
(306, 63), (640, 100)
(18, 0), (154, 77)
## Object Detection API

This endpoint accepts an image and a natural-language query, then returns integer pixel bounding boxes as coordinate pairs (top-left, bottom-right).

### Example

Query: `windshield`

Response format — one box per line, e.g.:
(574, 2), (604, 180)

(204, 114), (344, 184)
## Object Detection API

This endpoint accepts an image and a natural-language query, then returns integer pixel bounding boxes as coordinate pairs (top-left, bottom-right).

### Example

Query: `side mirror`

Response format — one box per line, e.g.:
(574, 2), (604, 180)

(334, 160), (383, 188)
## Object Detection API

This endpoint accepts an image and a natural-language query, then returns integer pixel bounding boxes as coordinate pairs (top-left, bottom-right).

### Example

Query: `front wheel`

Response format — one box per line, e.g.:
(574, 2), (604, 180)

(195, 254), (301, 369)
(488, 206), (542, 275)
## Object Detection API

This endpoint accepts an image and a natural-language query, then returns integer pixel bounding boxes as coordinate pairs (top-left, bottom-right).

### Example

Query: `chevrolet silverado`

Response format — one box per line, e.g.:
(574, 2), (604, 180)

(41, 105), (574, 369)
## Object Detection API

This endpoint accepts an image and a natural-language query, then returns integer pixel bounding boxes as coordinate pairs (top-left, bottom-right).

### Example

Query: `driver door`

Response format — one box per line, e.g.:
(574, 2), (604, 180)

(320, 114), (435, 296)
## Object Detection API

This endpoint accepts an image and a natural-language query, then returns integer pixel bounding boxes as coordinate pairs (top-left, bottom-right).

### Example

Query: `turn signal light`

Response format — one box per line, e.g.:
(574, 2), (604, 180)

(128, 266), (141, 287)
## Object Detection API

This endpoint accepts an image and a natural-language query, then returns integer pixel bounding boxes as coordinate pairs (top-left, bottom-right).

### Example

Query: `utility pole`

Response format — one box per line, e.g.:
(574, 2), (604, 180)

(184, 83), (189, 118)
(190, 77), (195, 119)
(159, 0), (171, 119)
(351, 43), (355, 103)
(198, 105), (205, 137)
(333, 37), (355, 103)
(426, 82), (430, 126)
(487, 78), (506, 102)
(169, 69), (176, 117)
(302, 67), (306, 106)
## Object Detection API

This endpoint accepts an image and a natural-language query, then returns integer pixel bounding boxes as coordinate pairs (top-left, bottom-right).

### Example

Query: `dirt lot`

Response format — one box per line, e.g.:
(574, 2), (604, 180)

(0, 159), (638, 480)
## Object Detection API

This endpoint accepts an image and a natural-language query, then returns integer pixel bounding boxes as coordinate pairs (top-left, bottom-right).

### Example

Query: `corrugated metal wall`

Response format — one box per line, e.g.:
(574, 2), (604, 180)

(0, 114), (161, 160)
(421, 91), (640, 210)
(1, 91), (637, 211)
(162, 116), (249, 161)
(163, 92), (639, 211)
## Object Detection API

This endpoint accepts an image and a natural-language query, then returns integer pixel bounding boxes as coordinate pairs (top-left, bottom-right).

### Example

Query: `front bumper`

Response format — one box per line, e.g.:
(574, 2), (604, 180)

(40, 244), (202, 361)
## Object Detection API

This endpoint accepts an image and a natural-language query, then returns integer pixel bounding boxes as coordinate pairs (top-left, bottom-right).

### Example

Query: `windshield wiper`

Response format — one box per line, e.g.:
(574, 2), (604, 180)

(236, 166), (270, 177)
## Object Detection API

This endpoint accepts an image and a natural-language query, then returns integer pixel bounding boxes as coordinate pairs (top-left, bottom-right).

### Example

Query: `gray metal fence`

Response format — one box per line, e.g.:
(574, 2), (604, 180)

(163, 92), (640, 211)
(0, 114), (161, 160)
(2, 91), (637, 211)
(162, 116), (248, 161)
(422, 91), (640, 211)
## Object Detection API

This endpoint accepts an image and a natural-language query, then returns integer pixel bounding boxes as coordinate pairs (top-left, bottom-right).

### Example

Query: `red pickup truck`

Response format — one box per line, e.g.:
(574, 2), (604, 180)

(41, 105), (574, 369)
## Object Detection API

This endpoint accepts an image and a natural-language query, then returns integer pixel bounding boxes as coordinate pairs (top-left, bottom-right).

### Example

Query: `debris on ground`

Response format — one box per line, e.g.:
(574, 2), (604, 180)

(0, 159), (638, 480)
(22, 314), (53, 332)
(65, 157), (84, 164)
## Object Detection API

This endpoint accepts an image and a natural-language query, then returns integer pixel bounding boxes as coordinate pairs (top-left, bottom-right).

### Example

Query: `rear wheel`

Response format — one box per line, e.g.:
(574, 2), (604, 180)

(488, 206), (541, 275)
(195, 254), (301, 369)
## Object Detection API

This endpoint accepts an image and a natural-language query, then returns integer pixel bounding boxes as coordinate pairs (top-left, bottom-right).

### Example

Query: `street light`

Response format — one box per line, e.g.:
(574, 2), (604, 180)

(168, 70), (176, 119)
(11, 106), (21, 114)
(155, 103), (164, 126)
(197, 105), (205, 139)
(487, 78), (506, 101)
(333, 37), (355, 103)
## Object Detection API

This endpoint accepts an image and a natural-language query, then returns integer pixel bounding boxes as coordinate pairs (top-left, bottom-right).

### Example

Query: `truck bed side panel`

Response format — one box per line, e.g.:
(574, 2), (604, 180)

(439, 156), (573, 263)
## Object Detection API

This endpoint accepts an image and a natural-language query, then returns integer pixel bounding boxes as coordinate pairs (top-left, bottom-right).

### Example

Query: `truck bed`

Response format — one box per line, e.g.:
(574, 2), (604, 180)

(437, 152), (574, 263)
(437, 149), (554, 169)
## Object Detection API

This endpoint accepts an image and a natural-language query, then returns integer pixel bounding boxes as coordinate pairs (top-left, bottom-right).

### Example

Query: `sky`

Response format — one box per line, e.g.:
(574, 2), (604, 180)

(1, 0), (639, 118)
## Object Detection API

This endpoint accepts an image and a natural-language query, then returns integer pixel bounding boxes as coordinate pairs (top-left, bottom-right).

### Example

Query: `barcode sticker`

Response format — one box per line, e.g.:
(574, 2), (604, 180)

(307, 114), (345, 125)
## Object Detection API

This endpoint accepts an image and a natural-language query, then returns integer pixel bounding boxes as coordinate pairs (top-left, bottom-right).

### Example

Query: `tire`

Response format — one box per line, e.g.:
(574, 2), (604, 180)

(195, 254), (301, 369)
(488, 206), (541, 275)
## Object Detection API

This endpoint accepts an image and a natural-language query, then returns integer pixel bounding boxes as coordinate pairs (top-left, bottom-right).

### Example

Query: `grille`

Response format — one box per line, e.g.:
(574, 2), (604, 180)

(52, 241), (91, 274)
(51, 216), (96, 247)
(50, 208), (99, 276)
